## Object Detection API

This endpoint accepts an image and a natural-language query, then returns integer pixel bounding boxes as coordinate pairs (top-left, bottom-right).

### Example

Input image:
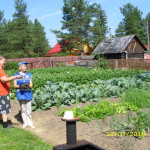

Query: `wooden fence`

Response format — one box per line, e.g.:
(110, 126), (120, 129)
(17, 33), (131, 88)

(108, 59), (150, 70)
(6, 56), (150, 70)
(6, 56), (80, 70)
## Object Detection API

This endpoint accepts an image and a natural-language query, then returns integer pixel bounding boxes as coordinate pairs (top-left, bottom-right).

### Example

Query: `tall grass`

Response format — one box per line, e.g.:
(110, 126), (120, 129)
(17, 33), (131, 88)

(121, 88), (150, 108)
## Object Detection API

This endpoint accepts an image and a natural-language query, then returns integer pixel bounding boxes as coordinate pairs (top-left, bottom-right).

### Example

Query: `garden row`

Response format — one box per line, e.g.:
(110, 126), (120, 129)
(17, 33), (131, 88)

(7, 66), (145, 92)
(6, 67), (149, 102)
(31, 72), (150, 111)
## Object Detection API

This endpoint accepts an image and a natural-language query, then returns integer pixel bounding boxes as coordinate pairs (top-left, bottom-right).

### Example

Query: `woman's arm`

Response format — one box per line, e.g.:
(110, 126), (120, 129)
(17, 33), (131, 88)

(28, 79), (33, 88)
(13, 79), (20, 88)
(13, 79), (33, 88)
(0, 75), (22, 83)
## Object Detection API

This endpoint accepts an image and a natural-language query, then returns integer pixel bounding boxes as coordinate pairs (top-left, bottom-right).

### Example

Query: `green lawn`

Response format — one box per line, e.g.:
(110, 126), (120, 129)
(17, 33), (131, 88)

(0, 124), (53, 150)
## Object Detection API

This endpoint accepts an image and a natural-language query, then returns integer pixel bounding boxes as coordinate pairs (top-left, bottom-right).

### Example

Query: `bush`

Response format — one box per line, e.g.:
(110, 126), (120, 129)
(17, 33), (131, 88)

(94, 57), (110, 69)
(5, 61), (18, 70)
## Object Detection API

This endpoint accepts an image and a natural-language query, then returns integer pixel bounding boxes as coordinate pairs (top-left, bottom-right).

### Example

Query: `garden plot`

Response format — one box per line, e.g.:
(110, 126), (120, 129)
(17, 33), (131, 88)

(10, 99), (150, 150)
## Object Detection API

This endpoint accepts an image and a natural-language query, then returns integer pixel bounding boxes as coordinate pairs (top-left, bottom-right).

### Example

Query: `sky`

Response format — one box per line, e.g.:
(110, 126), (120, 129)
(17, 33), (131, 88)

(0, 0), (149, 47)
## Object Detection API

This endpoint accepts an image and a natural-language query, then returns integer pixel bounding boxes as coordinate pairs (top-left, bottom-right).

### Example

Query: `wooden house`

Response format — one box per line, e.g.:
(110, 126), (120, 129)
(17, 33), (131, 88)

(92, 35), (147, 59)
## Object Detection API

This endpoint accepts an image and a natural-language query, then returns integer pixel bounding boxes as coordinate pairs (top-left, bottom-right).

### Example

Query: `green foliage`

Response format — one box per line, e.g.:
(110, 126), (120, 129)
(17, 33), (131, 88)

(134, 72), (150, 82)
(145, 13), (150, 51)
(3, 50), (29, 59)
(33, 19), (49, 56)
(132, 111), (150, 134)
(0, 125), (53, 150)
(4, 61), (18, 70)
(32, 90), (52, 111)
(52, 0), (107, 51)
(0, 0), (49, 58)
(6, 67), (148, 100)
(0, 11), (6, 25)
(31, 70), (150, 111)
(121, 88), (150, 108)
(56, 61), (66, 67)
(88, 3), (107, 48)
(94, 57), (110, 69)
(30, 67), (144, 86)
(8, 0), (32, 56)
(31, 74), (146, 111)
(115, 3), (146, 44)
(0, 11), (8, 54)
(59, 101), (138, 122)
(108, 110), (150, 139)
(59, 98), (149, 139)
(52, 51), (71, 57)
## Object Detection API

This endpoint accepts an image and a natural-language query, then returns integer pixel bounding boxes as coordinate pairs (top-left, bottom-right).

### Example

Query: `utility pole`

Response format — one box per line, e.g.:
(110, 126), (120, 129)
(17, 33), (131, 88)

(147, 20), (150, 50)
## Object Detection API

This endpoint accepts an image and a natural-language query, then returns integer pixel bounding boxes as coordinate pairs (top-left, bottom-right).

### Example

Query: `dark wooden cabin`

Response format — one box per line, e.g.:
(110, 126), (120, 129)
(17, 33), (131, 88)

(92, 35), (147, 59)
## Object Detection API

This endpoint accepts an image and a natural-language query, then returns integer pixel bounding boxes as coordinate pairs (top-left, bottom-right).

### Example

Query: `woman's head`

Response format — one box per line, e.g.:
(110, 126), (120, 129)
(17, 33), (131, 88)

(18, 62), (28, 72)
(0, 56), (5, 69)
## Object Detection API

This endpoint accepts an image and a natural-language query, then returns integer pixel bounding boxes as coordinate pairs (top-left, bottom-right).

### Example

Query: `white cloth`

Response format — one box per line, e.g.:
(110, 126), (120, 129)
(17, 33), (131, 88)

(19, 100), (33, 126)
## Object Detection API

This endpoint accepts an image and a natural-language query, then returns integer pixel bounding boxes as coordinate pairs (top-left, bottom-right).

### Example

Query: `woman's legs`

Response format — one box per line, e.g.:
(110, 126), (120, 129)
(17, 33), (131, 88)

(2, 114), (7, 122)
(0, 95), (11, 128)
(2, 114), (10, 128)
(19, 100), (34, 128)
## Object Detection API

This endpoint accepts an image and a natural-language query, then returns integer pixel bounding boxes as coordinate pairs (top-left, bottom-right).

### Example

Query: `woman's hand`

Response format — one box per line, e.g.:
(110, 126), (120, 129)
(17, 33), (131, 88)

(15, 75), (22, 79)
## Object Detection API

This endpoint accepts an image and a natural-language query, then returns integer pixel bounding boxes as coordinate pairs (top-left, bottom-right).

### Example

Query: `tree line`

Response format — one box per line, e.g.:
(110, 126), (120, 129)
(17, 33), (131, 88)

(0, 0), (50, 58)
(0, 0), (150, 58)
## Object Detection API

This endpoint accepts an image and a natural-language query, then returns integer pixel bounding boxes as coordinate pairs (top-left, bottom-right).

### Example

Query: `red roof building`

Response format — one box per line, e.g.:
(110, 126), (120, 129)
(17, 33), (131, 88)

(45, 43), (62, 56)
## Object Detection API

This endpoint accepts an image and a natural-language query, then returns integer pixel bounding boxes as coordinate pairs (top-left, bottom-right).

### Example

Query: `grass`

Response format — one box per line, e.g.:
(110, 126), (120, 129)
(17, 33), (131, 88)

(121, 88), (150, 108)
(0, 125), (53, 150)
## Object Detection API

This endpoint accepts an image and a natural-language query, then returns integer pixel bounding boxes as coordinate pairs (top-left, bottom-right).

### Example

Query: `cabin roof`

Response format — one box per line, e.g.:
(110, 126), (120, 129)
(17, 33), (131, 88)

(92, 35), (147, 54)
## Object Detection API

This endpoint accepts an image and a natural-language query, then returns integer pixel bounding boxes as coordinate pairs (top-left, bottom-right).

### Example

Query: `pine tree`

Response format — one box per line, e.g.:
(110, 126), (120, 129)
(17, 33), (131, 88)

(0, 11), (6, 25)
(0, 11), (8, 55)
(89, 3), (107, 48)
(52, 0), (107, 53)
(62, 0), (91, 49)
(33, 19), (49, 56)
(115, 3), (146, 44)
(0, 0), (50, 58)
(144, 13), (150, 49)
(7, 0), (32, 58)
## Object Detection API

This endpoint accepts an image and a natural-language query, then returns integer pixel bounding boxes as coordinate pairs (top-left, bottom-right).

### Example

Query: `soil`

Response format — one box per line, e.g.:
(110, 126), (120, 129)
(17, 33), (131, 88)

(9, 100), (150, 150)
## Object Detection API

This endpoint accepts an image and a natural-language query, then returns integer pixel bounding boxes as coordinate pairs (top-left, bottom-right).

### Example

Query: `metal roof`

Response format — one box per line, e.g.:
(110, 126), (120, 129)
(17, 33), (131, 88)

(92, 35), (147, 54)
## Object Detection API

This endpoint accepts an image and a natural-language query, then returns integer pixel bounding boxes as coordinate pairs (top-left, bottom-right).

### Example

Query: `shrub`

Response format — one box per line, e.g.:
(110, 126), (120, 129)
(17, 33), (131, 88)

(5, 61), (18, 70)
(94, 57), (110, 69)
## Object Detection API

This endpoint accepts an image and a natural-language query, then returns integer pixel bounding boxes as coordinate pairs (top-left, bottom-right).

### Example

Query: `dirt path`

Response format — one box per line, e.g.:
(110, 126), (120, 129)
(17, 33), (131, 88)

(9, 100), (150, 150)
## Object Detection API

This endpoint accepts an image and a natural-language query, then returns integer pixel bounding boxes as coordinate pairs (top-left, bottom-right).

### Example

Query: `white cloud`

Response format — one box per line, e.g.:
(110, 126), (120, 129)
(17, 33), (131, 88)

(38, 10), (62, 20)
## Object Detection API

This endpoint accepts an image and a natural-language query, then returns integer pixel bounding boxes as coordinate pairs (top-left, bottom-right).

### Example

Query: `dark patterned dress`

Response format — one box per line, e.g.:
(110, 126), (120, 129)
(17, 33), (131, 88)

(0, 95), (11, 114)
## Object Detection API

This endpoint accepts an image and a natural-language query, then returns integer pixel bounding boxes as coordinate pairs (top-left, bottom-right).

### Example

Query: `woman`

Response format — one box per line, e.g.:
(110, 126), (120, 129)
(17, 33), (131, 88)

(13, 62), (35, 128)
(0, 56), (22, 128)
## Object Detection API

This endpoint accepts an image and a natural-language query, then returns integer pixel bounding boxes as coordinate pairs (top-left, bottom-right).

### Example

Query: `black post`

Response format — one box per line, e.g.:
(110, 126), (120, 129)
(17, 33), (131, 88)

(66, 121), (77, 145)
(54, 117), (105, 150)
(62, 117), (80, 145)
